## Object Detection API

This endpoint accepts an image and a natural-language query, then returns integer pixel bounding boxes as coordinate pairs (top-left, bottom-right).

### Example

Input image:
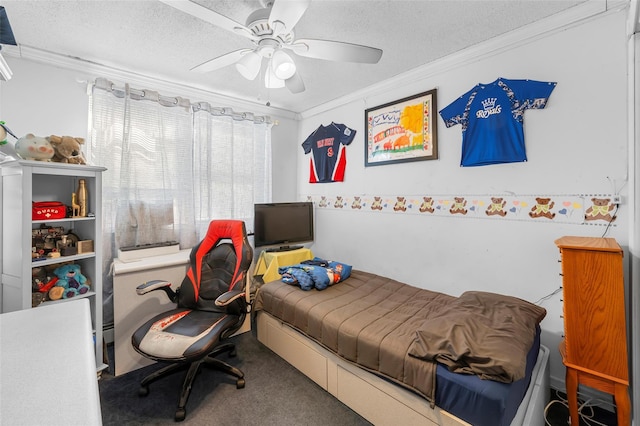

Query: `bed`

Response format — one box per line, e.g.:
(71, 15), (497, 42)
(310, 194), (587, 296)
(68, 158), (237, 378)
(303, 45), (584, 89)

(254, 269), (550, 426)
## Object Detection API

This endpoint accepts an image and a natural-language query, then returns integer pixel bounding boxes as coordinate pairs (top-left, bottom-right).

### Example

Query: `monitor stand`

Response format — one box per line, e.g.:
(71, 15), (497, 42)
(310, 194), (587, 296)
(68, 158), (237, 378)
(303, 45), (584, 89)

(265, 245), (303, 253)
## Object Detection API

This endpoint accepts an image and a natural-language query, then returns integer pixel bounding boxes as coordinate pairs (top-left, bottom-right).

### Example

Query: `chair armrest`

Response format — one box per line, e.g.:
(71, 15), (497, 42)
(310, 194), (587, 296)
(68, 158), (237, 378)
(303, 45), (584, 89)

(215, 289), (245, 306)
(136, 280), (178, 302)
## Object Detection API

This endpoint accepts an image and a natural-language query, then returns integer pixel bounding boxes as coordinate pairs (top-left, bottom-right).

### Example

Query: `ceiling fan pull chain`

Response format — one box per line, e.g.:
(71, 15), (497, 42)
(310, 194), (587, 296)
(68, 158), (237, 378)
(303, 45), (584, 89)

(266, 58), (272, 107)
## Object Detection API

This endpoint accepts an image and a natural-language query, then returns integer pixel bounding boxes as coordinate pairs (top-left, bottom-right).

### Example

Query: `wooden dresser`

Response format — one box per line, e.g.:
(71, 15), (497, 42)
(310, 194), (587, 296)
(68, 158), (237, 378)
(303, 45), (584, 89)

(555, 236), (630, 425)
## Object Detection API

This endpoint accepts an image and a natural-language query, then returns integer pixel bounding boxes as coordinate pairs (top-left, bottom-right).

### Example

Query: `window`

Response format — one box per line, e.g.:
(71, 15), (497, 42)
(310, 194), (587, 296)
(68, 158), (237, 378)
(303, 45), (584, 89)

(88, 79), (272, 325)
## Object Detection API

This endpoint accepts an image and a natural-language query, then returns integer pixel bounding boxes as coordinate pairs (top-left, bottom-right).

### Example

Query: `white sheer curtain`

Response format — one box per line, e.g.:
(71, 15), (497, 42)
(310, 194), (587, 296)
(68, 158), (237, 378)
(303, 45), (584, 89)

(192, 102), (272, 237)
(87, 79), (272, 326)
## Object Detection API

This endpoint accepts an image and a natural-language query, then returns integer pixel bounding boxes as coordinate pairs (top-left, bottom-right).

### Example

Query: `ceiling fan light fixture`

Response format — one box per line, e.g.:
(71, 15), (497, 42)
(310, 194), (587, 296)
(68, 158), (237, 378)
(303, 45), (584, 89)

(236, 51), (262, 80)
(264, 64), (285, 89)
(271, 50), (296, 80)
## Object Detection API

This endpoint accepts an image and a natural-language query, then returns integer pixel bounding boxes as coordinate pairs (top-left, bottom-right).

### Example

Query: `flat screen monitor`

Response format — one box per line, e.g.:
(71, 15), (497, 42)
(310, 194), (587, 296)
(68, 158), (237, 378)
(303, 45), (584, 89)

(253, 202), (314, 251)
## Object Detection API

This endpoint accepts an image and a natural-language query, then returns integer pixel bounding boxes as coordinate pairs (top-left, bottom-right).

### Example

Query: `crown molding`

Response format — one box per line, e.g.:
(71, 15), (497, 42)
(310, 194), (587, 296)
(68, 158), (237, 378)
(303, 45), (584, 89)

(300, 0), (613, 120)
(1, 44), (298, 121)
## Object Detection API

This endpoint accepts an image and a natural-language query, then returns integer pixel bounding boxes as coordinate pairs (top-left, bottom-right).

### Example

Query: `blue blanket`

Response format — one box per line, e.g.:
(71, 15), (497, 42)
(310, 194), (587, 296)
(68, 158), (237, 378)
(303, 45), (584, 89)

(278, 258), (352, 290)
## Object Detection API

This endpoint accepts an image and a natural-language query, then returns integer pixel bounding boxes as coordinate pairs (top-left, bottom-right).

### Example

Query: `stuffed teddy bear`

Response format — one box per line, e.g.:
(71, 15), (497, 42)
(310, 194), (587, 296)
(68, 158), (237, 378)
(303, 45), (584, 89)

(49, 264), (90, 300)
(47, 135), (87, 164)
(15, 133), (55, 161)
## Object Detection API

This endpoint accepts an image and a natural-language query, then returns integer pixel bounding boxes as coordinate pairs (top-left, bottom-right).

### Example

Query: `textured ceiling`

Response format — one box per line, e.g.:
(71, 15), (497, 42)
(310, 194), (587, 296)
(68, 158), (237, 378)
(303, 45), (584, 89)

(2, 0), (587, 114)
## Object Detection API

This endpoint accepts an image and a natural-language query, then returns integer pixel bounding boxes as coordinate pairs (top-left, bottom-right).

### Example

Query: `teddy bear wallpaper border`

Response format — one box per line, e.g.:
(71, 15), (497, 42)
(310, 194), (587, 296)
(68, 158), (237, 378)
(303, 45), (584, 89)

(304, 193), (619, 225)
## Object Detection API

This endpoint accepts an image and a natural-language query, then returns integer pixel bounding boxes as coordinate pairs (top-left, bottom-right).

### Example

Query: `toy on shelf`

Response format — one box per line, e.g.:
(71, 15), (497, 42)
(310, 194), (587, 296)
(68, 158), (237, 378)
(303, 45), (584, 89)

(31, 226), (82, 261)
(32, 266), (58, 293)
(71, 193), (81, 217)
(76, 179), (88, 217)
(32, 201), (67, 220)
(15, 133), (55, 161)
(48, 135), (87, 164)
(0, 121), (19, 162)
(32, 265), (59, 307)
(0, 121), (13, 143)
(49, 264), (90, 300)
(0, 121), (16, 142)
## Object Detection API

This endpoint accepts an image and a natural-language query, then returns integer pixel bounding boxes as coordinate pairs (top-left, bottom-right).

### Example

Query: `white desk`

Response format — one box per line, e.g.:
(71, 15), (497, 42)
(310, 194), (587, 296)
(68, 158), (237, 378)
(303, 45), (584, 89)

(0, 299), (102, 425)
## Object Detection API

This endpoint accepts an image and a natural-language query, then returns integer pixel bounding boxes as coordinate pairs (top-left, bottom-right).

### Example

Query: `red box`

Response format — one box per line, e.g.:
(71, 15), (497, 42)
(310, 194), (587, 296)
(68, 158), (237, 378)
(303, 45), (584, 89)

(32, 202), (67, 220)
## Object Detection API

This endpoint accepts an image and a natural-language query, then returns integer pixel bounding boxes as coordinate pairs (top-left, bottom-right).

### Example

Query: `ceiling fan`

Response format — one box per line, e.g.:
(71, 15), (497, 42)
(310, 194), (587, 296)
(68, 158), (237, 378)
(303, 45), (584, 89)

(159, 0), (383, 94)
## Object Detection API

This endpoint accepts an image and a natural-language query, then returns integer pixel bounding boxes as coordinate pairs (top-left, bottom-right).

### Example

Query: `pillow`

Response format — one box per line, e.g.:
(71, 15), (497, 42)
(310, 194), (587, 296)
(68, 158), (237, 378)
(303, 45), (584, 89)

(409, 291), (546, 383)
(327, 260), (352, 282)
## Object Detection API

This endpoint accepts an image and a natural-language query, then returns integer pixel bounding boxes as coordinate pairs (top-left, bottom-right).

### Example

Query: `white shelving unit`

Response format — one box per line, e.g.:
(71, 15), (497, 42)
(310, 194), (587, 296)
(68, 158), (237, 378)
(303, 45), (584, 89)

(1, 160), (107, 372)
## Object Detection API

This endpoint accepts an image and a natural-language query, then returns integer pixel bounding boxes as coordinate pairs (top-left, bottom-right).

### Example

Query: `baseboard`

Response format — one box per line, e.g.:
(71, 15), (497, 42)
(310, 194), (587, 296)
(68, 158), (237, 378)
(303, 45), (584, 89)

(550, 375), (564, 393)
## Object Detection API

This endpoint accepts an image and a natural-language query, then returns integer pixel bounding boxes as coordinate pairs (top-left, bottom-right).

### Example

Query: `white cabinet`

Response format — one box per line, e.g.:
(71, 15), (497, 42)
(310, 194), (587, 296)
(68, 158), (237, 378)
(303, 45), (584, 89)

(1, 160), (107, 371)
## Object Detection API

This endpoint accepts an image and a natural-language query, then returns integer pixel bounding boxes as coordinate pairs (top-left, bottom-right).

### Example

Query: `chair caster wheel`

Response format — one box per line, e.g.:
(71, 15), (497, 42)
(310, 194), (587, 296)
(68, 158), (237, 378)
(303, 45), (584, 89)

(138, 386), (149, 397)
(175, 408), (186, 422)
(236, 378), (245, 389)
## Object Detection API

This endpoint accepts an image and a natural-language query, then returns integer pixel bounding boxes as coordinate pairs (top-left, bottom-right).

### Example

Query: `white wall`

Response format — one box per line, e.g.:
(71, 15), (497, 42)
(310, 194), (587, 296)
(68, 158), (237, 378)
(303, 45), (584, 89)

(298, 10), (630, 391)
(1, 60), (91, 137)
(271, 118), (299, 202)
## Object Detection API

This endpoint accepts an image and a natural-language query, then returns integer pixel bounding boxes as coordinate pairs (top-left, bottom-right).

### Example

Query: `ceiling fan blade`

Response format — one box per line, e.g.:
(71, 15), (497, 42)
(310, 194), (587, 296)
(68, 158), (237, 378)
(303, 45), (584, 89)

(159, 0), (255, 40)
(268, 0), (311, 33)
(190, 49), (249, 73)
(291, 39), (383, 64)
(285, 71), (305, 94)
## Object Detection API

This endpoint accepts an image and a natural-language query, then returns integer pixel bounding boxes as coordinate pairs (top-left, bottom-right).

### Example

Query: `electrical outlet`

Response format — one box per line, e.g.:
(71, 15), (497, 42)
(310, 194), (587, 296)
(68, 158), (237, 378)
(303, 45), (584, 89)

(612, 195), (622, 205)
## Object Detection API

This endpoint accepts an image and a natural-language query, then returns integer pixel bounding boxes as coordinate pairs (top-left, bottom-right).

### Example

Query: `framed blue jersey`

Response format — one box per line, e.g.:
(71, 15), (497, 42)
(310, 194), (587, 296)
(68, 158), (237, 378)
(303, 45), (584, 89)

(439, 78), (556, 167)
(302, 122), (356, 183)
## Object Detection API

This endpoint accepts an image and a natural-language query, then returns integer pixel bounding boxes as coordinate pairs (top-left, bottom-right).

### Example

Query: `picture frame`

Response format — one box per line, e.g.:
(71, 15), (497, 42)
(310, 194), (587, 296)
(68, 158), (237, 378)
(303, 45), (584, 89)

(364, 89), (438, 167)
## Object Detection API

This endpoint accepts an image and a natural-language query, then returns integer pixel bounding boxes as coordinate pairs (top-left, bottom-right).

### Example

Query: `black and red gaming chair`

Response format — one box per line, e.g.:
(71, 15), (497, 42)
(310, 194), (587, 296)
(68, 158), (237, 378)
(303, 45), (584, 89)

(131, 220), (253, 422)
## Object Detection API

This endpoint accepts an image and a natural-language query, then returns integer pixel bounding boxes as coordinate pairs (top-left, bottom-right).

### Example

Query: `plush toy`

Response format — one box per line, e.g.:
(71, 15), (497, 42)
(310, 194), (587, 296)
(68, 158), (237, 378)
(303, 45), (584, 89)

(47, 135), (87, 164)
(32, 266), (58, 293)
(0, 121), (20, 163)
(0, 121), (11, 144)
(49, 264), (90, 300)
(15, 133), (55, 161)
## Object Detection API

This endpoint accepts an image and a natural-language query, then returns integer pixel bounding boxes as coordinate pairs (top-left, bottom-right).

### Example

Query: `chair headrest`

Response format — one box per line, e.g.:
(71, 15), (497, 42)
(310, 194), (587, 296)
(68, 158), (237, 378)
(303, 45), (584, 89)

(192, 220), (251, 291)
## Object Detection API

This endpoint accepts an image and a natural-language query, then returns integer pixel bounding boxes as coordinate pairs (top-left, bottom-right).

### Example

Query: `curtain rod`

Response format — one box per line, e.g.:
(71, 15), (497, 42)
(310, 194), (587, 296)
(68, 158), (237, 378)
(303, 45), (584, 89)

(92, 77), (273, 125)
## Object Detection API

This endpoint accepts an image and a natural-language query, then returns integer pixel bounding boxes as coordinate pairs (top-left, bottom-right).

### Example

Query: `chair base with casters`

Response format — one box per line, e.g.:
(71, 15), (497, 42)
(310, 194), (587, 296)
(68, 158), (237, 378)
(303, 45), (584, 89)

(137, 342), (245, 422)
(130, 220), (253, 422)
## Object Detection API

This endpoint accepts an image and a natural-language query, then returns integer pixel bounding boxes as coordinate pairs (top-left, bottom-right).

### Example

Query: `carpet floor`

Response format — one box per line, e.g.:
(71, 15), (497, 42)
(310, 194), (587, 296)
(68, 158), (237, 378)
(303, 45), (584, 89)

(99, 330), (371, 425)
(100, 330), (618, 425)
